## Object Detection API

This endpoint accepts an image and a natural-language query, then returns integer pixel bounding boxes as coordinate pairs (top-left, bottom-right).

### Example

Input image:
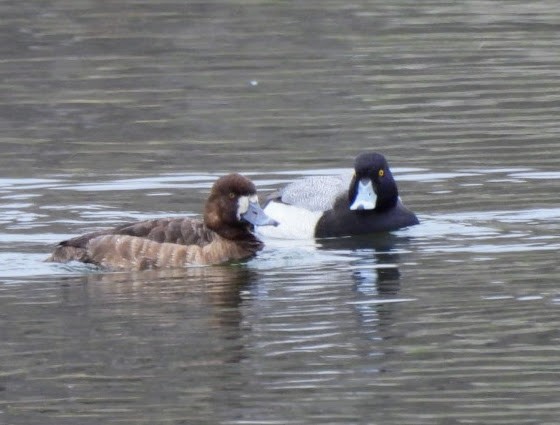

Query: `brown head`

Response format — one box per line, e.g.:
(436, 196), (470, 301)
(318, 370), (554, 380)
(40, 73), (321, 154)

(204, 173), (277, 240)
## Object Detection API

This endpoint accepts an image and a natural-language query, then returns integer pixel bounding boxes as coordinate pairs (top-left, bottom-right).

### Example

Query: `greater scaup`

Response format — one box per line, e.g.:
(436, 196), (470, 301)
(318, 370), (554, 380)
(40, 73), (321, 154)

(47, 173), (277, 270)
(258, 153), (419, 239)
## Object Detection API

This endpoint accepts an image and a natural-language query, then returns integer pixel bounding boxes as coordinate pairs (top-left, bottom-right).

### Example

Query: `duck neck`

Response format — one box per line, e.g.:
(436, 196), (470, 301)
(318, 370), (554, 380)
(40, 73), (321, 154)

(212, 222), (245, 239)
(213, 225), (264, 251)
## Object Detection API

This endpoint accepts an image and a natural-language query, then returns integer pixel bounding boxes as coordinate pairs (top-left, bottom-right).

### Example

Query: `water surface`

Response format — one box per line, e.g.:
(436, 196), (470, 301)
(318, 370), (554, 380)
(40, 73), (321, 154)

(1, 1), (560, 424)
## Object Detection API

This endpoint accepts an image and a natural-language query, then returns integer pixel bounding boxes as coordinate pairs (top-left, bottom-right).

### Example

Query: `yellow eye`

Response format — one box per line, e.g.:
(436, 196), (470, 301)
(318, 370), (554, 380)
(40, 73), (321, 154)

(378, 169), (385, 177)
(229, 192), (236, 199)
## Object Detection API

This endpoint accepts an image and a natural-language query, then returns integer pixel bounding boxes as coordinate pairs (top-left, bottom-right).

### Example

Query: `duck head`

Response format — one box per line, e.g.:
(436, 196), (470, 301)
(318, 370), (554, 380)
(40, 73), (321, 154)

(348, 153), (399, 212)
(204, 173), (278, 239)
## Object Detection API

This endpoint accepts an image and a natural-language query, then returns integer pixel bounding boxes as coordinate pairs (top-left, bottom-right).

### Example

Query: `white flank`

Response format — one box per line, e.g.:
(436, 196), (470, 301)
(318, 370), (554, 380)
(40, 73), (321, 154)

(257, 201), (322, 240)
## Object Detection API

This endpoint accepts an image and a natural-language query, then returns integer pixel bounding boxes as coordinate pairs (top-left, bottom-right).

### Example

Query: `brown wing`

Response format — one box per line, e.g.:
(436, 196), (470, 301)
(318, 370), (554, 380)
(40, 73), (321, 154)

(46, 217), (215, 263)
(111, 217), (214, 246)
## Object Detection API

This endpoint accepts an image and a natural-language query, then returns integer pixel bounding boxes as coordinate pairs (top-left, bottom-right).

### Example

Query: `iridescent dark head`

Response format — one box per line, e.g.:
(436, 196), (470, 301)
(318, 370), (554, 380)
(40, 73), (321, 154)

(348, 153), (398, 212)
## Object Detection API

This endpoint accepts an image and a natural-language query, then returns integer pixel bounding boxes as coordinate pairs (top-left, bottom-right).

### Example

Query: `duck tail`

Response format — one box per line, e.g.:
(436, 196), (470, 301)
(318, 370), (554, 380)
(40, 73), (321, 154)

(45, 243), (88, 263)
(45, 231), (105, 263)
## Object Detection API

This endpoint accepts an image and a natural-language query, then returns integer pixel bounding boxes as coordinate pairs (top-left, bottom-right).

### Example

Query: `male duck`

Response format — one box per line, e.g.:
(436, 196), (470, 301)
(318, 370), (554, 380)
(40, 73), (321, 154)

(258, 153), (419, 239)
(47, 173), (277, 270)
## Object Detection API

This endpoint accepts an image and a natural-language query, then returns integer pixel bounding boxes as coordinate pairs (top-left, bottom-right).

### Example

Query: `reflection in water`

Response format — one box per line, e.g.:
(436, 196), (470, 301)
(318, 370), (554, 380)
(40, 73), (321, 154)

(229, 237), (414, 424)
(319, 233), (407, 300)
(240, 235), (410, 403)
(0, 265), (259, 424)
(60, 265), (258, 344)
(326, 234), (404, 346)
(67, 264), (256, 307)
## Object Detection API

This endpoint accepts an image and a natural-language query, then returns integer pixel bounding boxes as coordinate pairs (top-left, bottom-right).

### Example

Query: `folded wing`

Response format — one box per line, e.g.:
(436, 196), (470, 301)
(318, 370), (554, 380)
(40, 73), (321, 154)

(268, 174), (351, 212)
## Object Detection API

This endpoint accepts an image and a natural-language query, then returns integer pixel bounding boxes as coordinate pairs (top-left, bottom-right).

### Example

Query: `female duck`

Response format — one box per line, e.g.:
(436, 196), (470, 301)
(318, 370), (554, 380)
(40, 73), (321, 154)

(259, 152), (419, 239)
(47, 173), (277, 270)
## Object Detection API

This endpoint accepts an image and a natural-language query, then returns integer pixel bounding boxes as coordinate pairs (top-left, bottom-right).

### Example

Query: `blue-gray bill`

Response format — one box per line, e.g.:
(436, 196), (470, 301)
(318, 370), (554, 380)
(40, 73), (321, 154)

(243, 201), (279, 227)
(349, 178), (377, 210)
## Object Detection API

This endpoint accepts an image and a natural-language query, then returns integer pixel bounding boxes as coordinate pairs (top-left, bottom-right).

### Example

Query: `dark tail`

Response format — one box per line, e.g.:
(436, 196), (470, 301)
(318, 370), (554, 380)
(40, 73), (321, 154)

(45, 243), (88, 263)
(45, 230), (107, 263)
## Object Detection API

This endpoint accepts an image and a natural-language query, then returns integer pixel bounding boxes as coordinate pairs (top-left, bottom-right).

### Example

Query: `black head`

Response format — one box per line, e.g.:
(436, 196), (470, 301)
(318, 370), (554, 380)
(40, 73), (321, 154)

(348, 152), (399, 211)
(204, 173), (276, 239)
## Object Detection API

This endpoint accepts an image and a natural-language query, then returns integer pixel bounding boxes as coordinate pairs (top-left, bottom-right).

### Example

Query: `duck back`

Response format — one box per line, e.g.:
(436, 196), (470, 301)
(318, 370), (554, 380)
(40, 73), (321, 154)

(112, 217), (214, 246)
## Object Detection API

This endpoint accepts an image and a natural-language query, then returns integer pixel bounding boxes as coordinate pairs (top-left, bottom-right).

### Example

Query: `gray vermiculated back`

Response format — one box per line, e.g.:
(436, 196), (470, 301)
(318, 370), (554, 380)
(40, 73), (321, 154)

(280, 174), (353, 212)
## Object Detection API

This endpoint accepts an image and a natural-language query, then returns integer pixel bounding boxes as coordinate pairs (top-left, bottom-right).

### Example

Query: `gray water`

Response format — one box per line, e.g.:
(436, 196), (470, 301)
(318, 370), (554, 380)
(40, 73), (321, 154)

(2, 1), (560, 424)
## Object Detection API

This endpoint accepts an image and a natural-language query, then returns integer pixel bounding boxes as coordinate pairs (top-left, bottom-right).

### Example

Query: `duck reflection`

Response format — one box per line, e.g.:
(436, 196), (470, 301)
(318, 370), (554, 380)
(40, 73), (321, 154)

(47, 265), (258, 416)
(318, 233), (408, 282)
(318, 233), (410, 342)
(57, 265), (257, 350)
(78, 265), (256, 308)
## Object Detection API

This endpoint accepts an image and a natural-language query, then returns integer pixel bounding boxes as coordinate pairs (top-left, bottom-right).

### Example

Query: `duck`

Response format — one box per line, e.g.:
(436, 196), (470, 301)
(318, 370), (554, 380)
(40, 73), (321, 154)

(258, 152), (419, 239)
(46, 173), (278, 270)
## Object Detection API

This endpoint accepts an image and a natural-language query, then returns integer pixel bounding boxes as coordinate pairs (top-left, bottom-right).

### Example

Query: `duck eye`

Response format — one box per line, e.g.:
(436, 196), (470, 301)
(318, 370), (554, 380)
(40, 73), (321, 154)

(378, 169), (385, 177)
(228, 192), (236, 199)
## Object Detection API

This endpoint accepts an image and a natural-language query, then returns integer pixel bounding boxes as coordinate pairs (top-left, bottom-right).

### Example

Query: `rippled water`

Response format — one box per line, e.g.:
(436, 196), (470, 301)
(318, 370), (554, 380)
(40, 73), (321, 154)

(2, 1), (560, 424)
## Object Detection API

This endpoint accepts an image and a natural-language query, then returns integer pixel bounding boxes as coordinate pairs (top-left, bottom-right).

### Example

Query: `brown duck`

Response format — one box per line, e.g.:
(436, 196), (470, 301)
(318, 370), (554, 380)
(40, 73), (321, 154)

(46, 173), (277, 270)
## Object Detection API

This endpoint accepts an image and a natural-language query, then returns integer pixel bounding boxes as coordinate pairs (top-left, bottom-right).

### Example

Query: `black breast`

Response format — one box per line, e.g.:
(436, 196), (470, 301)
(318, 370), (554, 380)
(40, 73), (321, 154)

(315, 199), (419, 238)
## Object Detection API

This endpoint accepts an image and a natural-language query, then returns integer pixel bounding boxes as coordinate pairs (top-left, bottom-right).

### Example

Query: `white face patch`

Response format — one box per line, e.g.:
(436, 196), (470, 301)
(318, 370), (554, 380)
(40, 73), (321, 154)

(237, 195), (250, 218)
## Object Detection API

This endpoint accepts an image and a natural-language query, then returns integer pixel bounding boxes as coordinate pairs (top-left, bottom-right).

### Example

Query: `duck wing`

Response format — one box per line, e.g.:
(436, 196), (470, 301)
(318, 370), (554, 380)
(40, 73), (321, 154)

(46, 217), (215, 263)
(267, 174), (351, 212)
(112, 217), (214, 246)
